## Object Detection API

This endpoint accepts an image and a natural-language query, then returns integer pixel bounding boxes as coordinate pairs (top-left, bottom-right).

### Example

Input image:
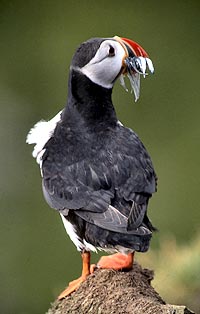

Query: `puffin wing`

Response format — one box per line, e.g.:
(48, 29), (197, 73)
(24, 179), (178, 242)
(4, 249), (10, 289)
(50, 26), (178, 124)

(41, 124), (156, 233)
(75, 205), (151, 235)
(42, 156), (114, 214)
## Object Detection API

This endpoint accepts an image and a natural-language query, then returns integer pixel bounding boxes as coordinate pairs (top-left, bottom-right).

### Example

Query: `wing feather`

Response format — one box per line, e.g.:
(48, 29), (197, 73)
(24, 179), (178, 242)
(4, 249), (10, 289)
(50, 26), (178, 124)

(40, 122), (157, 233)
(76, 205), (151, 235)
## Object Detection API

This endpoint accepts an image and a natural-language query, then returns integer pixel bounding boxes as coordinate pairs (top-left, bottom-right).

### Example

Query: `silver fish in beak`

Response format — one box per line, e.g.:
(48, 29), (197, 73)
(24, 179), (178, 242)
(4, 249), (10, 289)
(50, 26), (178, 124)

(114, 36), (154, 102)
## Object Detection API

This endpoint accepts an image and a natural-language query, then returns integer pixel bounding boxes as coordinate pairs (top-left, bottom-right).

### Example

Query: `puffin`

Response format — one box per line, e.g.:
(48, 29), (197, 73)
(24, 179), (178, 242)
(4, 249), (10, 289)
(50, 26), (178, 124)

(26, 35), (157, 299)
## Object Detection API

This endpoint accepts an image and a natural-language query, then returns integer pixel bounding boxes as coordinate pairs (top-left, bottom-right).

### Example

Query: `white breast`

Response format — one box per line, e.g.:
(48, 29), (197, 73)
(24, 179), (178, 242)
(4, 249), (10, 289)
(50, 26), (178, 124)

(26, 110), (62, 166)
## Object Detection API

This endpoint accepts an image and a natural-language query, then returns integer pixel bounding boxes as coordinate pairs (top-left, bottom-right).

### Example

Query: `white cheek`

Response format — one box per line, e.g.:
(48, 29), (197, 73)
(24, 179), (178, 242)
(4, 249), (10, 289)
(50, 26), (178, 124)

(81, 43), (125, 89)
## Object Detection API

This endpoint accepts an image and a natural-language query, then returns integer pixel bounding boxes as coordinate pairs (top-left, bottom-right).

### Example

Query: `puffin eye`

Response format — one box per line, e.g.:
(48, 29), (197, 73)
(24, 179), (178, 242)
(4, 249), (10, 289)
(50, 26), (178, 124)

(108, 45), (115, 56)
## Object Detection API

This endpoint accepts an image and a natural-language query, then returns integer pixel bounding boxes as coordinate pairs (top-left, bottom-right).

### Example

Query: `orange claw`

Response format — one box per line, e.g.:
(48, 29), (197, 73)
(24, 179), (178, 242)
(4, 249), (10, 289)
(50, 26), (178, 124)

(97, 252), (134, 270)
(58, 251), (91, 300)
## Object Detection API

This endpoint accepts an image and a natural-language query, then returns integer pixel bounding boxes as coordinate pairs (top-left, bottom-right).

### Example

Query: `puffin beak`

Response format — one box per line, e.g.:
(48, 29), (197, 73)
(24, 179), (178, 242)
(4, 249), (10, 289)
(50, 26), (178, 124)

(113, 35), (154, 102)
(114, 35), (154, 75)
(120, 37), (149, 57)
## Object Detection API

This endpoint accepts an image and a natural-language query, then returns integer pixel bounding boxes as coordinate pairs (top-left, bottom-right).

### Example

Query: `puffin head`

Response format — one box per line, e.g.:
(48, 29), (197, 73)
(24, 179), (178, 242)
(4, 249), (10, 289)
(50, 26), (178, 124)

(71, 36), (154, 101)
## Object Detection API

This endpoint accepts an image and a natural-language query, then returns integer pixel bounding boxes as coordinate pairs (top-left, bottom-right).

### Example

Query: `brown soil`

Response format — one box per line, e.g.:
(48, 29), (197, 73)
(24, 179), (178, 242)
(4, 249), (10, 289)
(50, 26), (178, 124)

(47, 262), (194, 314)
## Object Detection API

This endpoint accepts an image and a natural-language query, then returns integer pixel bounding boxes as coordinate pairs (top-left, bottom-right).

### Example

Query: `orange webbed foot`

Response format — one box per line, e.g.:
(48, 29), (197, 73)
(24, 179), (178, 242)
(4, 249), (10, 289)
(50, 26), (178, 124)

(58, 275), (88, 299)
(57, 252), (134, 299)
(97, 252), (134, 270)
(58, 251), (91, 300)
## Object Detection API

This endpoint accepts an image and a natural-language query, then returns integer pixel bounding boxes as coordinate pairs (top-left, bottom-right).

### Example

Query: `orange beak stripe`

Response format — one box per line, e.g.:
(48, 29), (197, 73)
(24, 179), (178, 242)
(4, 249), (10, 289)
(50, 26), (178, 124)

(114, 35), (149, 58)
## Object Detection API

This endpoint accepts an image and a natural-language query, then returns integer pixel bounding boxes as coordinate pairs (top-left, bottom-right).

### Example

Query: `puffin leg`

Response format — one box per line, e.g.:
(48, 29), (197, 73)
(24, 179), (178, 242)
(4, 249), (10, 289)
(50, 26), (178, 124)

(96, 252), (134, 270)
(58, 251), (91, 300)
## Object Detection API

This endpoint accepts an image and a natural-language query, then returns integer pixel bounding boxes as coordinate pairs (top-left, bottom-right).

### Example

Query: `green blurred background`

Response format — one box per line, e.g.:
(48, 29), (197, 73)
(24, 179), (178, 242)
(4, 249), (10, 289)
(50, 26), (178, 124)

(0, 1), (200, 313)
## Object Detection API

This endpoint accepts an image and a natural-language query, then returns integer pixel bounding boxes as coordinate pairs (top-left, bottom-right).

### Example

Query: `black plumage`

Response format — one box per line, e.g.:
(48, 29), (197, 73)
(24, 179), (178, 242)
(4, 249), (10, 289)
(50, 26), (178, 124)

(41, 39), (157, 253)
